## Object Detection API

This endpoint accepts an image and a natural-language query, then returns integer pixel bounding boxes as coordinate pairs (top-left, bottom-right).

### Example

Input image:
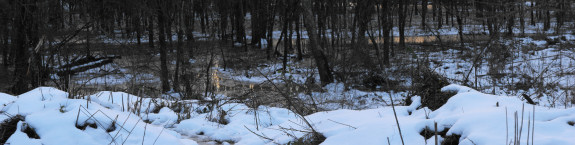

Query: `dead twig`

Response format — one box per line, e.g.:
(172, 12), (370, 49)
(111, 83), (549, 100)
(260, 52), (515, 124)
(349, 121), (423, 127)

(389, 94), (405, 145)
(327, 119), (357, 129)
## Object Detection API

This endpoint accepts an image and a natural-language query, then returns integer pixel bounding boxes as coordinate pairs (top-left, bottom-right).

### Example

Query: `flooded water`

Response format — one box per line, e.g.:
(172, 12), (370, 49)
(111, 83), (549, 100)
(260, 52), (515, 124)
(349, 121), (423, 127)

(207, 33), (490, 97)
(210, 59), (256, 96)
(393, 35), (457, 44)
(271, 34), (487, 46)
(387, 35), (487, 44)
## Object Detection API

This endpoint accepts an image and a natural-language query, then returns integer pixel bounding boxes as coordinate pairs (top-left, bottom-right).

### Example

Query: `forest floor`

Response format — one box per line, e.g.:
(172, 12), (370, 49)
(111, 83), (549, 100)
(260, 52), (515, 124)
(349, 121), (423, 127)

(2, 22), (575, 145)
(1, 82), (574, 145)
(44, 29), (573, 145)
(65, 30), (575, 109)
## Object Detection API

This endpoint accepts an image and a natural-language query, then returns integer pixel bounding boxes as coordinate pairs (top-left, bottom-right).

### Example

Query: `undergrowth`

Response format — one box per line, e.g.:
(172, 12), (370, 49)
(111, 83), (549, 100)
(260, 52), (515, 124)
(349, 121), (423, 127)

(287, 133), (326, 145)
(409, 64), (455, 110)
(0, 115), (24, 143)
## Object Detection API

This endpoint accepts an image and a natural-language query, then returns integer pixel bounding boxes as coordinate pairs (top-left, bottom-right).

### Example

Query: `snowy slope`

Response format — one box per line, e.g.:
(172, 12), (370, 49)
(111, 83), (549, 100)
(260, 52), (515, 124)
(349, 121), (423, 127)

(236, 84), (575, 145)
(0, 85), (573, 145)
(0, 87), (197, 145)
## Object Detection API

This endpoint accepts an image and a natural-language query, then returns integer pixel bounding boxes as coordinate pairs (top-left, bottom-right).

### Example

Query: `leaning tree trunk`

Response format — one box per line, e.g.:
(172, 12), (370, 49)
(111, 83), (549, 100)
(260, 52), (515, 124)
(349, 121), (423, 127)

(301, 0), (333, 86)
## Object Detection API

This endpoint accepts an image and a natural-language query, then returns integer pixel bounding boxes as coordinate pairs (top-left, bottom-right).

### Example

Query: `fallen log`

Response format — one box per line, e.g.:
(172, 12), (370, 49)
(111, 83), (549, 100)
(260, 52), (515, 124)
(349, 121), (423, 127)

(57, 55), (121, 77)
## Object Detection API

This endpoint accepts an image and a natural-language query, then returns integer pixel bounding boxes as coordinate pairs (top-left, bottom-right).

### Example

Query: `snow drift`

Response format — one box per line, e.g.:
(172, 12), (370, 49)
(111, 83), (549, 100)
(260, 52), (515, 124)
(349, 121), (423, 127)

(0, 85), (573, 145)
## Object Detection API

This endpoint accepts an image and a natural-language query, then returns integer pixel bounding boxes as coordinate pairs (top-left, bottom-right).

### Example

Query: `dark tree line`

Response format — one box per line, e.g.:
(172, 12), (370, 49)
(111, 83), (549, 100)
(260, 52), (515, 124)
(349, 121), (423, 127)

(0, 0), (573, 94)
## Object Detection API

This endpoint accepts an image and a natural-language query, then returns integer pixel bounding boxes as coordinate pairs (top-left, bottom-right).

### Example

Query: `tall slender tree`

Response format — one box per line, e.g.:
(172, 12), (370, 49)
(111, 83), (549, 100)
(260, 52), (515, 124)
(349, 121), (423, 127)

(301, 0), (333, 85)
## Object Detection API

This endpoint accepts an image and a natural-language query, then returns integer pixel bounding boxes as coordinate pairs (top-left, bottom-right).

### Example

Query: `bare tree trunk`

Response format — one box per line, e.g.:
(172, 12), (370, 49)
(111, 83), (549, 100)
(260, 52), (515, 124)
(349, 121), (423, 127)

(530, 0), (535, 26)
(11, 1), (39, 94)
(457, 14), (464, 47)
(1, 19), (8, 66)
(296, 16), (303, 61)
(422, 0), (427, 30)
(281, 2), (290, 74)
(12, 7), (30, 94)
(251, 0), (270, 47)
(356, 0), (374, 47)
(186, 1), (196, 59)
(520, 0), (525, 35)
(555, 0), (565, 33)
(174, 30), (183, 92)
(135, 14), (142, 46)
(283, 18), (288, 74)
(382, 0), (391, 66)
(506, 0), (515, 37)
(266, 1), (276, 60)
(356, 0), (376, 70)
(437, 0), (443, 29)
(148, 16), (155, 48)
(301, 0), (333, 86)
(157, 1), (171, 93)
(398, 0), (406, 48)
(544, 9), (550, 31)
(233, 0), (247, 51)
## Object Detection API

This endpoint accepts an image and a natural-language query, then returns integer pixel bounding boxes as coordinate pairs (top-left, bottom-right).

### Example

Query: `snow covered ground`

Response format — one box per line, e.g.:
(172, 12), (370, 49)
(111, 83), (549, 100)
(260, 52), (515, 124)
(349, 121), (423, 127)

(428, 34), (575, 108)
(0, 87), (196, 145)
(1, 85), (574, 145)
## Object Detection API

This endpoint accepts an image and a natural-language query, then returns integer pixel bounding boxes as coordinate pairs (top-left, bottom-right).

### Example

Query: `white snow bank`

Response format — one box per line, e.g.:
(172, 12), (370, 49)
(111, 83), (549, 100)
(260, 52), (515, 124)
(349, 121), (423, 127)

(304, 83), (407, 110)
(237, 84), (575, 145)
(0, 87), (197, 145)
(0, 92), (16, 105)
(175, 103), (297, 142)
(88, 91), (157, 114)
(6, 121), (42, 145)
(441, 84), (478, 94)
(144, 107), (179, 127)
(4, 87), (69, 116)
(432, 84), (575, 145)
(2, 85), (574, 145)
